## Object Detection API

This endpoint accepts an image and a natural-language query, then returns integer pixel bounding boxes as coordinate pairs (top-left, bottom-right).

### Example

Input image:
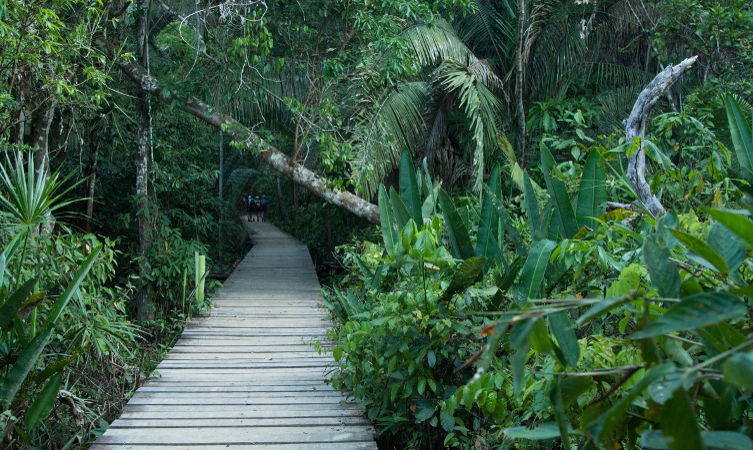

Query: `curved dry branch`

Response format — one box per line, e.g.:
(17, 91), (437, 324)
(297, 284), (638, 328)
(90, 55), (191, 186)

(625, 55), (697, 217)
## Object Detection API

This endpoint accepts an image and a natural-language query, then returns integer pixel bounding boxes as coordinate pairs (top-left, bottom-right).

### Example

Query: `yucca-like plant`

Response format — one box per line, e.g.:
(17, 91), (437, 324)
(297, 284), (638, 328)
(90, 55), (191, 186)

(0, 150), (79, 234)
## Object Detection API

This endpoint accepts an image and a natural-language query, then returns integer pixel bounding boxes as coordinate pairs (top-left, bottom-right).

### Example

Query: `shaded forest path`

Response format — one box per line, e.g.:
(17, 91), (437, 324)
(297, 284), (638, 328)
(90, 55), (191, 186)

(92, 221), (377, 450)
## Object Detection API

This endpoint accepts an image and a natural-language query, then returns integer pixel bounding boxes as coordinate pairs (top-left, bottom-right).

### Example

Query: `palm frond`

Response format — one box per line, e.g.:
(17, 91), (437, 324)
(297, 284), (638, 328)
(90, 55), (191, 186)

(351, 82), (431, 198)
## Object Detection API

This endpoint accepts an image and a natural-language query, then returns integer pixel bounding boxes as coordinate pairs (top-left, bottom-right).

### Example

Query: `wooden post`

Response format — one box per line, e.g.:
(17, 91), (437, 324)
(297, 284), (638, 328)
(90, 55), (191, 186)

(198, 254), (206, 304)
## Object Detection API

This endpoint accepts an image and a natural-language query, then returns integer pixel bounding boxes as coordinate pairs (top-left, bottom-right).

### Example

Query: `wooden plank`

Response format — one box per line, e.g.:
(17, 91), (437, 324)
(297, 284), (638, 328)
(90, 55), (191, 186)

(109, 417), (370, 428)
(95, 426), (376, 445)
(122, 404), (363, 414)
(91, 443), (377, 450)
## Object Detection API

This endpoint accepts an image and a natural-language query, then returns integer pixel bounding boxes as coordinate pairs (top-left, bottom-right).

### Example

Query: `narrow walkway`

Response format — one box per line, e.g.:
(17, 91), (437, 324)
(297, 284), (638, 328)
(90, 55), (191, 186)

(92, 222), (377, 450)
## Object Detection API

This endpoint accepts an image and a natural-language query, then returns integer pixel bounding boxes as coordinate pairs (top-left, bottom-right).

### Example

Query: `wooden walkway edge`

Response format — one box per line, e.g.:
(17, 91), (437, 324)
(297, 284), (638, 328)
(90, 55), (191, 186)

(91, 222), (377, 450)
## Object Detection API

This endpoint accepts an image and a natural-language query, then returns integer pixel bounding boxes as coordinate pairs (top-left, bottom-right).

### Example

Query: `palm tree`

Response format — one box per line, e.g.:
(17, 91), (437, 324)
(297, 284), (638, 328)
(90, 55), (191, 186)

(348, 0), (665, 199)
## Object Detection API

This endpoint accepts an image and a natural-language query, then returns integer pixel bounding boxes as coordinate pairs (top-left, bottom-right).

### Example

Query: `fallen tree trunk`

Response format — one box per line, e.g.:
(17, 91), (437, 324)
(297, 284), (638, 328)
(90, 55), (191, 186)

(626, 56), (697, 217)
(95, 38), (380, 224)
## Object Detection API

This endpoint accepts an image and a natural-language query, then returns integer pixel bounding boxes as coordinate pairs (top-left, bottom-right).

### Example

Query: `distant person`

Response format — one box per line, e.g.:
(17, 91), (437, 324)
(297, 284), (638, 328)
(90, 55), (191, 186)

(260, 196), (269, 222)
(253, 196), (262, 222)
(248, 195), (258, 222)
(246, 195), (252, 221)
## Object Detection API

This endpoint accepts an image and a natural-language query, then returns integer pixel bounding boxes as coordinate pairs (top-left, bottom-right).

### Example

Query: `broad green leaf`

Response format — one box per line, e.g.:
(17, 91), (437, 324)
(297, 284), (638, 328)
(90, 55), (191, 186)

(548, 311), (580, 367)
(560, 377), (594, 408)
(476, 165), (501, 265)
(512, 239), (556, 305)
(576, 150), (606, 229)
(439, 256), (487, 302)
(534, 200), (554, 243)
(45, 244), (102, 328)
(0, 254), (5, 289)
(707, 209), (753, 248)
(497, 257), (524, 293)
(540, 143), (579, 239)
(530, 319), (553, 354)
(415, 405), (435, 422)
(523, 171), (539, 235)
(643, 234), (680, 299)
(483, 185), (527, 257)
(34, 356), (74, 385)
(669, 229), (728, 275)
(550, 379), (569, 444)
(389, 187), (411, 232)
(726, 94), (753, 184)
(440, 406), (454, 432)
(707, 222), (746, 273)
(504, 423), (581, 440)
(399, 148), (423, 224)
(723, 351), (753, 390)
(24, 373), (61, 430)
(0, 328), (53, 409)
(649, 372), (692, 405)
(631, 292), (746, 339)
(585, 363), (675, 443)
(378, 185), (397, 251)
(438, 189), (475, 260)
(656, 388), (704, 450)
(333, 346), (342, 362)
(641, 430), (753, 450)
(0, 277), (37, 331)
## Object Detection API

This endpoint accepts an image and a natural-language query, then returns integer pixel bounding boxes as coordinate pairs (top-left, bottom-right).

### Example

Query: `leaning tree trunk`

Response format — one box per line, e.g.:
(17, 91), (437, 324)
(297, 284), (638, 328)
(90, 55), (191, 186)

(32, 101), (56, 234)
(626, 56), (697, 217)
(135, 0), (154, 322)
(95, 37), (380, 224)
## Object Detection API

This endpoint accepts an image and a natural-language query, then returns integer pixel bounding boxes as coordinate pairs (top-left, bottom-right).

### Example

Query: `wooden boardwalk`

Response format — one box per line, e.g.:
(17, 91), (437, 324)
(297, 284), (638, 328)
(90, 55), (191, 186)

(92, 222), (377, 450)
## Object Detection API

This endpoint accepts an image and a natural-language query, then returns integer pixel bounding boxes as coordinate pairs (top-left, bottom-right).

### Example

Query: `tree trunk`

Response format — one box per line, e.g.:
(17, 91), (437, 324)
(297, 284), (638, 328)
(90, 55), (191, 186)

(218, 130), (223, 263)
(85, 138), (100, 233)
(95, 37), (381, 224)
(135, 0), (154, 322)
(14, 90), (25, 145)
(515, 0), (527, 167)
(626, 56), (697, 217)
(32, 102), (56, 234)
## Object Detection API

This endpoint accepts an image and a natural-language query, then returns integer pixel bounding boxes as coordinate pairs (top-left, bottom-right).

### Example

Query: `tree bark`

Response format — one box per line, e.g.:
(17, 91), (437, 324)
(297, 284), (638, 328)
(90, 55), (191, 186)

(85, 137), (100, 233)
(135, 0), (154, 322)
(625, 56), (697, 217)
(32, 101), (56, 234)
(515, 0), (527, 167)
(95, 37), (380, 224)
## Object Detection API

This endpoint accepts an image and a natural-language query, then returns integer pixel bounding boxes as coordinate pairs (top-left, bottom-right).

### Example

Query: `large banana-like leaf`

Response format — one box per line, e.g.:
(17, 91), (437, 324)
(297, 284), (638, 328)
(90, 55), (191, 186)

(399, 149), (423, 224)
(379, 185), (397, 251)
(0, 278), (37, 331)
(524, 171), (539, 235)
(575, 150), (606, 229)
(512, 239), (556, 305)
(483, 185), (527, 258)
(540, 143), (578, 239)
(0, 245), (102, 409)
(476, 164), (501, 264)
(725, 94), (753, 184)
(44, 244), (102, 328)
(389, 187), (412, 232)
(0, 328), (53, 409)
(24, 373), (61, 430)
(438, 190), (475, 260)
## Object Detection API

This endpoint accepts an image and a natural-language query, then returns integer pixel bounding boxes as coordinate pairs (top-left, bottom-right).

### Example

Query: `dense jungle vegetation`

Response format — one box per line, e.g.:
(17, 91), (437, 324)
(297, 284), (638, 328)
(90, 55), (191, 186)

(0, 0), (752, 448)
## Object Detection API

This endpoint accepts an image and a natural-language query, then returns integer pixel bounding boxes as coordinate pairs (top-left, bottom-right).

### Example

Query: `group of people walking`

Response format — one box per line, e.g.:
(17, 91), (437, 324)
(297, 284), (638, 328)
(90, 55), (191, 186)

(247, 195), (269, 222)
